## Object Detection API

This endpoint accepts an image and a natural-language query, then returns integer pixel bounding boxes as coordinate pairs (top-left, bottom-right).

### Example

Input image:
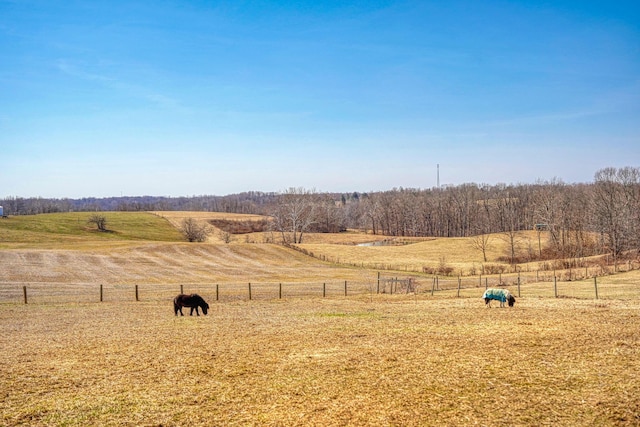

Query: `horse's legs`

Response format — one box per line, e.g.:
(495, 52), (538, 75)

(174, 301), (185, 316)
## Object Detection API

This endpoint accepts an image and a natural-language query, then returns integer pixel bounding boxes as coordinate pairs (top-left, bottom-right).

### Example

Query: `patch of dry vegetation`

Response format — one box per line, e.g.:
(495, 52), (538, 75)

(152, 211), (268, 224)
(1, 297), (638, 426)
(296, 231), (555, 274)
(153, 211), (270, 244)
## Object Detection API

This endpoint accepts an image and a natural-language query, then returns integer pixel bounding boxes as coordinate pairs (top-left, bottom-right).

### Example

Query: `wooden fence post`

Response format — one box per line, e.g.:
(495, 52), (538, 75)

(23, 286), (27, 304)
(553, 276), (558, 298)
(216, 284), (219, 301)
(279, 283), (282, 299)
(248, 282), (252, 301)
(135, 285), (139, 301)
(100, 284), (103, 302)
(180, 284), (183, 294)
(457, 276), (461, 297)
(594, 276), (599, 300)
(431, 277), (435, 296)
(517, 274), (521, 297)
(323, 283), (326, 298)
(377, 272), (380, 294)
(344, 280), (347, 297)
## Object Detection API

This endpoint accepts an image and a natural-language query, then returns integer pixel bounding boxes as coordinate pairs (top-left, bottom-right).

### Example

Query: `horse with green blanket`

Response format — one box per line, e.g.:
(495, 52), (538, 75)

(482, 288), (516, 307)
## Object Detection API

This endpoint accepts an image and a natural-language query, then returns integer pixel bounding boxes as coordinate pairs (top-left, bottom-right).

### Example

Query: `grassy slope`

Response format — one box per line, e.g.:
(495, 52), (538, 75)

(0, 212), (373, 285)
(0, 212), (184, 249)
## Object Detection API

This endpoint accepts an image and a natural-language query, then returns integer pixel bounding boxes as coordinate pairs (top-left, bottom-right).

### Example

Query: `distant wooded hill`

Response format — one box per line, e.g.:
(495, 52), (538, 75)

(2, 167), (639, 264)
(0, 192), (280, 215)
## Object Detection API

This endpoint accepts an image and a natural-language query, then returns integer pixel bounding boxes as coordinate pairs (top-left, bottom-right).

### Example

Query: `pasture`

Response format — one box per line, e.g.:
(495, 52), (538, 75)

(1, 297), (638, 426)
(1, 212), (639, 425)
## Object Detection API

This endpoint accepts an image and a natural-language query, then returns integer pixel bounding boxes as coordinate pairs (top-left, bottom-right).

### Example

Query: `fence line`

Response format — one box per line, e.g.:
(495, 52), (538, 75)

(1, 272), (639, 304)
(0, 280), (377, 305)
(292, 245), (640, 278)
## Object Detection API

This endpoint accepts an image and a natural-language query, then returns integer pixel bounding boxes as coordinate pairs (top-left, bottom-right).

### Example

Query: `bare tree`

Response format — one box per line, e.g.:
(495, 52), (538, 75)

(471, 233), (492, 262)
(316, 193), (346, 232)
(496, 187), (526, 265)
(270, 187), (317, 244)
(181, 218), (211, 242)
(87, 214), (108, 232)
(219, 230), (232, 244)
(592, 167), (640, 266)
(361, 193), (381, 235)
(533, 178), (564, 251)
(450, 183), (480, 237)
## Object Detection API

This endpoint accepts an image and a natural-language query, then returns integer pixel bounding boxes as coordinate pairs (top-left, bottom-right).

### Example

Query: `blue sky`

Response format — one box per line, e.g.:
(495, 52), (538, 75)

(1, 0), (639, 198)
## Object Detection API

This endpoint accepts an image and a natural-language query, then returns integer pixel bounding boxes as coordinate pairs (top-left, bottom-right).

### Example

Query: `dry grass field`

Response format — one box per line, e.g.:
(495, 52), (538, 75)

(1, 212), (639, 426)
(0, 212), (374, 289)
(152, 211), (270, 244)
(1, 297), (638, 426)
(0, 243), (372, 288)
(297, 230), (556, 274)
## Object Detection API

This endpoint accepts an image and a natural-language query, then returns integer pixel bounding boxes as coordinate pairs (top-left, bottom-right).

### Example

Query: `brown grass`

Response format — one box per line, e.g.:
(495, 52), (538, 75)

(0, 243), (374, 288)
(1, 297), (638, 426)
(297, 230), (556, 274)
(2, 212), (640, 425)
(152, 211), (269, 244)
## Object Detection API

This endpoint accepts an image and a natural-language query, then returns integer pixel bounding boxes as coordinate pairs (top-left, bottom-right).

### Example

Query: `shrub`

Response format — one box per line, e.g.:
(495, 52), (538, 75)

(181, 218), (210, 242)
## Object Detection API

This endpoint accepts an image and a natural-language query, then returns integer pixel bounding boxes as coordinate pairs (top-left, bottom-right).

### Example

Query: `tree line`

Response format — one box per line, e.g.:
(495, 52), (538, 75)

(270, 168), (640, 265)
(3, 167), (639, 264)
(0, 192), (277, 215)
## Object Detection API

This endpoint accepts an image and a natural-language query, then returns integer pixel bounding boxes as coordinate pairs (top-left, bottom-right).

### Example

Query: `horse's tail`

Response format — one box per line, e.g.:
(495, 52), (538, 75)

(173, 296), (180, 314)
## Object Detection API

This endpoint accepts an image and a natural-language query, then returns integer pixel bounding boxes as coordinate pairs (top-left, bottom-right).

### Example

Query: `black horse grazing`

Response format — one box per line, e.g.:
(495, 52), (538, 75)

(173, 294), (209, 316)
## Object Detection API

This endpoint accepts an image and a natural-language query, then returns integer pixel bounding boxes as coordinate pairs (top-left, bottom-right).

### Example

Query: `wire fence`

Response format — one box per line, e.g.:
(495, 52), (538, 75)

(423, 273), (640, 300)
(0, 271), (639, 305)
(0, 280), (376, 305)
